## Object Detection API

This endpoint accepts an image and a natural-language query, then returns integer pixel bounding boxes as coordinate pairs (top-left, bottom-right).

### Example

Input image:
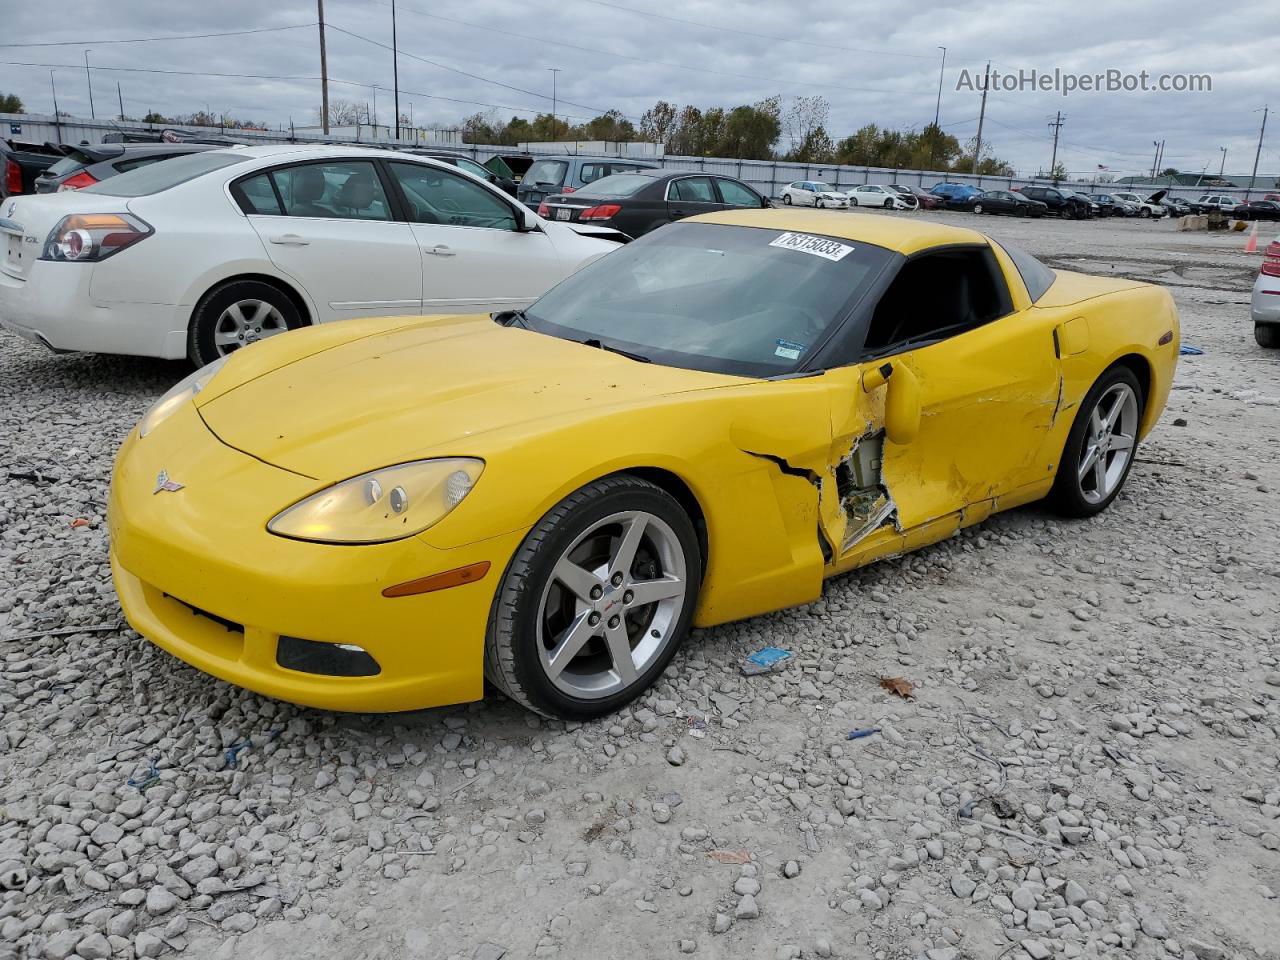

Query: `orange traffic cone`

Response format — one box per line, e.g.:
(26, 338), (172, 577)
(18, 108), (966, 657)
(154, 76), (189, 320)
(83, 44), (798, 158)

(1245, 222), (1259, 253)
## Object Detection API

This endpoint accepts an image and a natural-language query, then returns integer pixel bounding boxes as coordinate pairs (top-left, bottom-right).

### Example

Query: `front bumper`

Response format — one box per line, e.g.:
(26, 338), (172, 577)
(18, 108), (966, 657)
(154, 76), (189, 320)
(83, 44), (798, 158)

(0, 259), (184, 358)
(108, 403), (525, 712)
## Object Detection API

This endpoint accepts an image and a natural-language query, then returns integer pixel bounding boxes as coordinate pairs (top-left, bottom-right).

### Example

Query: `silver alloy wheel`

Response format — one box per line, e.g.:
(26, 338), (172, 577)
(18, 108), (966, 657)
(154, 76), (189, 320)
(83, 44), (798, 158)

(535, 510), (687, 699)
(973, 203), (984, 214)
(1078, 382), (1139, 504)
(213, 299), (289, 356)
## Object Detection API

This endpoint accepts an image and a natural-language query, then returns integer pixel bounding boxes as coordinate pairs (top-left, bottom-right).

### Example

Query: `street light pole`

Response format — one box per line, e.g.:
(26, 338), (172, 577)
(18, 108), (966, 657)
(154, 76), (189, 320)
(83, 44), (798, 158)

(50, 70), (62, 145)
(548, 68), (561, 141)
(1247, 105), (1268, 201)
(971, 61), (990, 175)
(84, 50), (94, 119)
(392, 0), (401, 140)
(933, 46), (946, 128)
(317, 0), (330, 135)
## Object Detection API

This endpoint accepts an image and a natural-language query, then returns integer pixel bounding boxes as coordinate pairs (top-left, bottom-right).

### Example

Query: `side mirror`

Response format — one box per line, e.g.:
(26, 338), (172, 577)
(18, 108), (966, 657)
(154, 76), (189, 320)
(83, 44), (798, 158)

(861, 360), (921, 445)
(515, 205), (539, 232)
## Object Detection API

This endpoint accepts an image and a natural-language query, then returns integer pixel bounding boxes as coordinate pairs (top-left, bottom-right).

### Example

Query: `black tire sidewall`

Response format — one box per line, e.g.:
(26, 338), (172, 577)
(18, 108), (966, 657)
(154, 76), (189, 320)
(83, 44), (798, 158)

(188, 280), (303, 367)
(495, 479), (702, 719)
(1050, 366), (1145, 517)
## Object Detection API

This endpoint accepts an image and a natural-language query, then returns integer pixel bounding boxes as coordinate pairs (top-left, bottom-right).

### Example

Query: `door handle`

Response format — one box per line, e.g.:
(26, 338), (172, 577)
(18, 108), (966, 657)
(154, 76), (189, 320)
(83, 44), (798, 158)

(268, 234), (309, 246)
(426, 244), (456, 257)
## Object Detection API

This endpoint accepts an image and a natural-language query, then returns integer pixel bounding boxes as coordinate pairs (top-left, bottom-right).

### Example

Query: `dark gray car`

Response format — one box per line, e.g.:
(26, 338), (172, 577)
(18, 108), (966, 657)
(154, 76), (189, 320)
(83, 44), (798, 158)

(516, 155), (659, 206)
(34, 143), (217, 193)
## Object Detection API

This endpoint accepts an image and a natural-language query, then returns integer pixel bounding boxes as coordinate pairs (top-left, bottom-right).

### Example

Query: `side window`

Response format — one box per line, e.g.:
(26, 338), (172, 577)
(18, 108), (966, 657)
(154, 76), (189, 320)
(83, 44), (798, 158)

(389, 161), (516, 231)
(270, 161), (390, 220)
(716, 178), (762, 207)
(580, 163), (607, 184)
(235, 172), (283, 215)
(456, 157), (492, 180)
(671, 177), (716, 202)
(861, 248), (1014, 356)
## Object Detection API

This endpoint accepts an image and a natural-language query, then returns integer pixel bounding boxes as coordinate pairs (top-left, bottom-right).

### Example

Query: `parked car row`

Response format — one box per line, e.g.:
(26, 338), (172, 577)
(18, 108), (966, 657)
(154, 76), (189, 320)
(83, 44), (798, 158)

(1, 139), (66, 199)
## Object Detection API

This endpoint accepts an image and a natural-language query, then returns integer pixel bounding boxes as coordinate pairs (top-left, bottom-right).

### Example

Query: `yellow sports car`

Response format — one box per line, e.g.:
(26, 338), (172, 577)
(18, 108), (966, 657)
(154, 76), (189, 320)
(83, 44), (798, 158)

(109, 209), (1179, 719)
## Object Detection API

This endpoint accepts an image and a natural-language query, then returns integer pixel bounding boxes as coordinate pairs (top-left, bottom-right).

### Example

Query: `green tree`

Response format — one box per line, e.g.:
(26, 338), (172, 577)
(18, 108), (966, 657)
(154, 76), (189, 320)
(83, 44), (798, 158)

(579, 109), (635, 142)
(639, 100), (678, 145)
(141, 111), (170, 124)
(0, 93), (24, 113)
(786, 125), (835, 163)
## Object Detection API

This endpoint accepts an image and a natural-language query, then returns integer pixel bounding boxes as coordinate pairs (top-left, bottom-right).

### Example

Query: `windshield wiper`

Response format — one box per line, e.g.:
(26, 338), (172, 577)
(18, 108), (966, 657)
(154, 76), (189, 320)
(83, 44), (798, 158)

(581, 338), (651, 363)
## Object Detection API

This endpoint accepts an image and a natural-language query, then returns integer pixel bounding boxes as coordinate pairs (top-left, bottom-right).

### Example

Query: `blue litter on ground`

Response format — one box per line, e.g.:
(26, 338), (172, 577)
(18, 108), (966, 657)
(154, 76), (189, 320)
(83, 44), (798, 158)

(1179, 345), (1204, 355)
(846, 727), (882, 741)
(224, 740), (253, 769)
(741, 646), (793, 675)
(127, 757), (160, 790)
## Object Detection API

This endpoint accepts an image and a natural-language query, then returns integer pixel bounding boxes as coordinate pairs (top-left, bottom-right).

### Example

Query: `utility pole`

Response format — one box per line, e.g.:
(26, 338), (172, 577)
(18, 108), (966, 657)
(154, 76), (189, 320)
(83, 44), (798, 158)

(1154, 139), (1165, 182)
(1048, 111), (1064, 178)
(971, 61), (990, 175)
(372, 84), (378, 129)
(317, 0), (330, 134)
(1219, 146), (1227, 179)
(116, 82), (124, 121)
(1248, 105), (1268, 201)
(84, 50), (94, 119)
(548, 68), (561, 141)
(50, 70), (62, 145)
(933, 46), (946, 128)
(1150, 141), (1160, 180)
(391, 0), (401, 140)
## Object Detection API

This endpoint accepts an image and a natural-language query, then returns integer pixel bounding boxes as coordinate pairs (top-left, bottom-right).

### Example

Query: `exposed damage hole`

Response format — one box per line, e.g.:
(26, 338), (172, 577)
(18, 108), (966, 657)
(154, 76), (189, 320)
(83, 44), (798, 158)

(836, 432), (899, 553)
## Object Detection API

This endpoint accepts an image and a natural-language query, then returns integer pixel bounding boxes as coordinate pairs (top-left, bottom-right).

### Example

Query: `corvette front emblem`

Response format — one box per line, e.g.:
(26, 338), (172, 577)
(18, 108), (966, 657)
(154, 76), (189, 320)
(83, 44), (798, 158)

(154, 470), (184, 494)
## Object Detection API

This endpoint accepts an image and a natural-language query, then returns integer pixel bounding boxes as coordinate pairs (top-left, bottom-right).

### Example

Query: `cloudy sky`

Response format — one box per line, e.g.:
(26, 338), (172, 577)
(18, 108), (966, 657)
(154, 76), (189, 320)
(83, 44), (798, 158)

(2, 0), (1275, 178)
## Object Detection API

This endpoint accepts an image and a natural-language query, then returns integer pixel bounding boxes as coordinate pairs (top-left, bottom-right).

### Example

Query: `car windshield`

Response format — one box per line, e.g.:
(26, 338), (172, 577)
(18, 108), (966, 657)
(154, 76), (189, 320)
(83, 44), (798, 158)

(814, 182), (836, 192)
(524, 159), (568, 187)
(81, 150), (248, 196)
(523, 221), (893, 377)
(571, 174), (656, 198)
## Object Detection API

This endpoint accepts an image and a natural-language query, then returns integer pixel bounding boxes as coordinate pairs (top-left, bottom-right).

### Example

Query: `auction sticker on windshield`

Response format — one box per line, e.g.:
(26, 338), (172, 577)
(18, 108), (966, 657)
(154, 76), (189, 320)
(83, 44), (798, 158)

(768, 232), (854, 262)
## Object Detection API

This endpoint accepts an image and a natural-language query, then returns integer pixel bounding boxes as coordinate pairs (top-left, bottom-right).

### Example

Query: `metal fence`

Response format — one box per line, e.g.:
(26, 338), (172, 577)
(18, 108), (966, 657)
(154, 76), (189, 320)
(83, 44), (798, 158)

(3, 111), (1270, 201)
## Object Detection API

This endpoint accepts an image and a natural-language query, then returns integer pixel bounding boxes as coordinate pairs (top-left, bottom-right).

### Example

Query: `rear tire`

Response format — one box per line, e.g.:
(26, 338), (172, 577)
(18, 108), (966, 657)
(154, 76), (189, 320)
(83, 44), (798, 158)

(1256, 324), (1280, 349)
(1048, 366), (1145, 518)
(188, 280), (303, 367)
(484, 474), (702, 720)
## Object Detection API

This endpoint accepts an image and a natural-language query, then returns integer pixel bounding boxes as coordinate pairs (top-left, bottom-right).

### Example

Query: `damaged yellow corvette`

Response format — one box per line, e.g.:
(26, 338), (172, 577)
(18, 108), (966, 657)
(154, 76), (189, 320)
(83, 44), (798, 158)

(109, 209), (1178, 719)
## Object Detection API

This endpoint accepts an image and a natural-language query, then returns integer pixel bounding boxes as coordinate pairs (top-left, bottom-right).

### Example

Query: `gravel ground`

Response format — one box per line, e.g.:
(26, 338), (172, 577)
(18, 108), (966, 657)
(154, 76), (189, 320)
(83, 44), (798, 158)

(1, 213), (1278, 960)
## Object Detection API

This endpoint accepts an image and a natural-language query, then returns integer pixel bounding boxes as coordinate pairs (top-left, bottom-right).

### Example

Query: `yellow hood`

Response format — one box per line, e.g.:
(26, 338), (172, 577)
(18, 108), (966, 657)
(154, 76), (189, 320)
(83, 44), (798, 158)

(196, 314), (741, 480)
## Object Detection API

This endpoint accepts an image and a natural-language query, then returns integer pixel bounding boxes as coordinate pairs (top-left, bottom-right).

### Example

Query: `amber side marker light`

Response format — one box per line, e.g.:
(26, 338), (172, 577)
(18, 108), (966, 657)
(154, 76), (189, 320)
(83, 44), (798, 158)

(382, 561), (491, 598)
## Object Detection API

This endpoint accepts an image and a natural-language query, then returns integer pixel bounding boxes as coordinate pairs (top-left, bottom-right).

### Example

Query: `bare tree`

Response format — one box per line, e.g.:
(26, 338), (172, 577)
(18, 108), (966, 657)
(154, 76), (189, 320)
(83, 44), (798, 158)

(784, 96), (829, 152)
(317, 99), (364, 126)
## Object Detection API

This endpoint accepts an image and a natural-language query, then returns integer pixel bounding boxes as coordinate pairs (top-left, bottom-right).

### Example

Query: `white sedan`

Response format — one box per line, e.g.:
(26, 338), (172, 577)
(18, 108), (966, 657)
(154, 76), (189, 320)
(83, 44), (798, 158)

(1252, 232), (1280, 348)
(0, 145), (620, 365)
(847, 184), (915, 210)
(781, 181), (848, 208)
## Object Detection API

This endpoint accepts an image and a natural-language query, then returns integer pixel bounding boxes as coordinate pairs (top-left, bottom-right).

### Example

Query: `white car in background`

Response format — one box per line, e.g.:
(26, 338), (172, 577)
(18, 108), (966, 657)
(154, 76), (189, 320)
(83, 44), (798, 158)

(1253, 233), (1280, 348)
(847, 184), (915, 210)
(0, 145), (621, 366)
(781, 181), (848, 208)
(1111, 190), (1167, 218)
(1196, 194), (1239, 212)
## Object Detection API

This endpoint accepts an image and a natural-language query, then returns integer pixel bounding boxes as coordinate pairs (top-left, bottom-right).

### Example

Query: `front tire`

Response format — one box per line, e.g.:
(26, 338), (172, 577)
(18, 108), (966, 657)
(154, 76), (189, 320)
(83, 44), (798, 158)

(1256, 324), (1280, 348)
(484, 475), (702, 720)
(815, 198), (823, 209)
(1139, 207), (1151, 218)
(783, 193), (792, 205)
(973, 203), (984, 215)
(188, 280), (303, 367)
(883, 198), (893, 209)
(1048, 366), (1145, 518)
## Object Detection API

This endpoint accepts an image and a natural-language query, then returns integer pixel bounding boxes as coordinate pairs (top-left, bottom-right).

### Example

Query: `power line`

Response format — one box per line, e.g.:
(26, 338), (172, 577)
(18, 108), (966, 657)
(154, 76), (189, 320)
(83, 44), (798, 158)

(379, 1), (908, 98)
(0, 24), (315, 49)
(578, 0), (938, 60)
(3, 58), (610, 123)
(325, 23), (630, 119)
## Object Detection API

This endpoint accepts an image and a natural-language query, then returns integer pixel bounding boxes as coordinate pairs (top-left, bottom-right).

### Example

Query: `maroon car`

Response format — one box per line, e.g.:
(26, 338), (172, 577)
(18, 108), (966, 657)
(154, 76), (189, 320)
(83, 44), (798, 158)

(889, 183), (942, 210)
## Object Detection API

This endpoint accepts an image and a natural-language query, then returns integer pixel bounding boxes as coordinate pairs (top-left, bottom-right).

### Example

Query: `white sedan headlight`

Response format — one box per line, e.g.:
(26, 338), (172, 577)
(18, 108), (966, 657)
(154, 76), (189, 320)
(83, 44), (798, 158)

(137, 356), (228, 438)
(268, 458), (485, 544)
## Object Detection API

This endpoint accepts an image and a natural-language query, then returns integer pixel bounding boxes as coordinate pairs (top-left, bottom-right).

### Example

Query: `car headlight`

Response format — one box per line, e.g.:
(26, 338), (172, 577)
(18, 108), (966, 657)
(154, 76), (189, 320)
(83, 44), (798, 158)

(267, 458), (485, 545)
(137, 356), (228, 438)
